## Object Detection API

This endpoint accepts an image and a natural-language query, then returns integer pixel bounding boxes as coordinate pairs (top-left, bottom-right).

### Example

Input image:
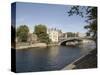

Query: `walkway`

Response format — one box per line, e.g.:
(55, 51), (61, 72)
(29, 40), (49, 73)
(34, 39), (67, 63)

(62, 49), (97, 70)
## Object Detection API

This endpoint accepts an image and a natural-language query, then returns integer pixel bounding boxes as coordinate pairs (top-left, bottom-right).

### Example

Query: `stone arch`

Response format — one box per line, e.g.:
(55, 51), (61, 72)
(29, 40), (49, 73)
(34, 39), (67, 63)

(59, 39), (82, 46)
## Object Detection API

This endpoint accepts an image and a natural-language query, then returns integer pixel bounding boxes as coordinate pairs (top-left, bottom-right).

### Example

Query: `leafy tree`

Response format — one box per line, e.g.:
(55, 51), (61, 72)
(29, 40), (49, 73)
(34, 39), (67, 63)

(34, 24), (51, 44)
(68, 6), (97, 43)
(34, 24), (47, 37)
(17, 25), (29, 42)
(86, 32), (90, 36)
(67, 32), (76, 37)
(38, 33), (51, 44)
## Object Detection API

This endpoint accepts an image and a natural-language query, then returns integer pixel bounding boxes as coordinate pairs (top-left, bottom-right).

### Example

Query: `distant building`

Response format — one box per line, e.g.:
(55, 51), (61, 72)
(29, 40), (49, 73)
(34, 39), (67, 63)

(77, 32), (86, 38)
(62, 32), (79, 39)
(58, 30), (63, 41)
(47, 28), (59, 42)
(63, 33), (68, 39)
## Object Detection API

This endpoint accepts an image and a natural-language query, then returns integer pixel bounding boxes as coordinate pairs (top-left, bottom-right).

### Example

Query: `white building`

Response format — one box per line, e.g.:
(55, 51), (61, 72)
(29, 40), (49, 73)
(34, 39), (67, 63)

(78, 32), (86, 38)
(47, 28), (59, 42)
(63, 33), (68, 39)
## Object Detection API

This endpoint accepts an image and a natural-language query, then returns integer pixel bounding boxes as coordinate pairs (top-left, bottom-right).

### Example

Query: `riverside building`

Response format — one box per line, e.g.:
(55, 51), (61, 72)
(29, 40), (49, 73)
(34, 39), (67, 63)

(47, 28), (59, 42)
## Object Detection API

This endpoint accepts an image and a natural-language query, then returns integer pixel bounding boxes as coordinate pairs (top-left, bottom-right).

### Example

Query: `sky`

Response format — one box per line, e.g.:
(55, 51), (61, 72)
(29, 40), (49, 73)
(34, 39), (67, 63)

(13, 2), (88, 33)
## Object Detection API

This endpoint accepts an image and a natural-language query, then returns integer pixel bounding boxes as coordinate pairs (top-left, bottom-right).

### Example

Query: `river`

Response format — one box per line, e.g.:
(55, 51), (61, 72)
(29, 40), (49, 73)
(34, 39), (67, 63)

(16, 43), (95, 72)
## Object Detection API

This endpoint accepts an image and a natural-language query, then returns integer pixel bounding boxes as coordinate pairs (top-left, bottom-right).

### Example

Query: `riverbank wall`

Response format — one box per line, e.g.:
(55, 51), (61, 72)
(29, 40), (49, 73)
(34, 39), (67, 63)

(16, 43), (59, 50)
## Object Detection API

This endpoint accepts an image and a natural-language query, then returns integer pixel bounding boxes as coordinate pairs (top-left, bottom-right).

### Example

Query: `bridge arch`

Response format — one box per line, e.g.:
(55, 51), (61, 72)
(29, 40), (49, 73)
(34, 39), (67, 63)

(59, 38), (82, 46)
(59, 37), (94, 46)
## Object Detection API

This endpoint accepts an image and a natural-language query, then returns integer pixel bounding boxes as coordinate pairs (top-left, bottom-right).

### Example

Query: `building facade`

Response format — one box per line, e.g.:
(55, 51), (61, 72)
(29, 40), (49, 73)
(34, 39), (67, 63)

(47, 28), (59, 42)
(77, 32), (86, 38)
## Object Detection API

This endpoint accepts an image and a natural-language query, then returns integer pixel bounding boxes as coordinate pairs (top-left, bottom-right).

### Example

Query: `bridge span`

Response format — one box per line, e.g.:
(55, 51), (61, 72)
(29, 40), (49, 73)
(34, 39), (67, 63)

(58, 37), (93, 46)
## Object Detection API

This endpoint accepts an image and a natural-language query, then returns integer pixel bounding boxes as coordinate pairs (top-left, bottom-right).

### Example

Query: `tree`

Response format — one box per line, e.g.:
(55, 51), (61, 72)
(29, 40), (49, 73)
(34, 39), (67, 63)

(68, 6), (97, 44)
(67, 32), (76, 37)
(38, 33), (51, 44)
(34, 24), (51, 44)
(34, 24), (47, 37)
(17, 25), (29, 42)
(86, 32), (90, 37)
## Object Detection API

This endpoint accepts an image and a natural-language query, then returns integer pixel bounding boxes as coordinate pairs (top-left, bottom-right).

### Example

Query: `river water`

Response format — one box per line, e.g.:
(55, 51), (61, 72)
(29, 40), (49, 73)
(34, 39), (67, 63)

(16, 43), (95, 72)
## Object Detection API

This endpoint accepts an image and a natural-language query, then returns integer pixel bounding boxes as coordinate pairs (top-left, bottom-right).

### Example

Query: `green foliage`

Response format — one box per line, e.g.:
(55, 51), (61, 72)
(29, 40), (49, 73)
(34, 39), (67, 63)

(67, 32), (77, 37)
(34, 24), (47, 36)
(17, 25), (29, 42)
(38, 33), (51, 44)
(86, 32), (90, 36)
(68, 6), (97, 43)
(34, 24), (51, 44)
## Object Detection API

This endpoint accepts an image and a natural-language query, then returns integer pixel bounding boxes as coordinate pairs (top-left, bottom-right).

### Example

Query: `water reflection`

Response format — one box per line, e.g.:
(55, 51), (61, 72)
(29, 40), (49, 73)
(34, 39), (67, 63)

(48, 46), (59, 59)
(16, 43), (95, 72)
